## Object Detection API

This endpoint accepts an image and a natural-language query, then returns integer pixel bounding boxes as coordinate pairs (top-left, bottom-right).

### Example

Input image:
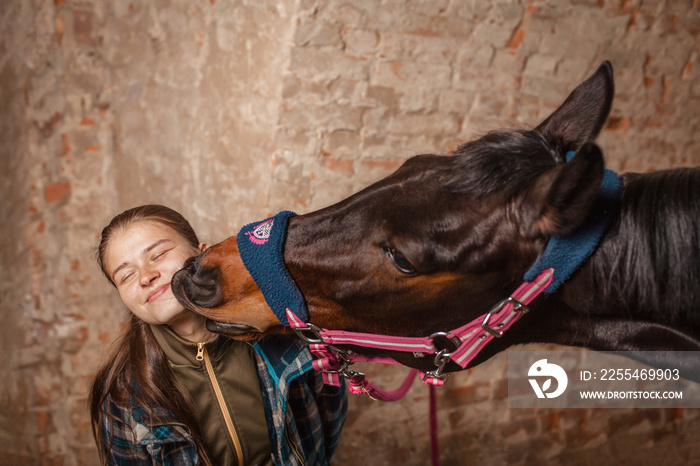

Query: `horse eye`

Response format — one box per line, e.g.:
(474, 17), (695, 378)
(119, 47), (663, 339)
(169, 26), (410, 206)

(386, 247), (417, 275)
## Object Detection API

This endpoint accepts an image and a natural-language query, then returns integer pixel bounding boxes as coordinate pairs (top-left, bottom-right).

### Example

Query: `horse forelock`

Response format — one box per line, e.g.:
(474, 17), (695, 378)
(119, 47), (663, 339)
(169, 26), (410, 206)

(448, 129), (562, 198)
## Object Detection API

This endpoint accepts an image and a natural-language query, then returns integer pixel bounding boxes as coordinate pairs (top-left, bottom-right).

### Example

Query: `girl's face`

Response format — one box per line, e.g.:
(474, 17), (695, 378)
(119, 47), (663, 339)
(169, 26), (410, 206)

(104, 220), (200, 326)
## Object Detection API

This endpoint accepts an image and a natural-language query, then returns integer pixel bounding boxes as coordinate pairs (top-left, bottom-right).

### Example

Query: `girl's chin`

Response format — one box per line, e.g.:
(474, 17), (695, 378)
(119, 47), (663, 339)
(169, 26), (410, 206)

(148, 304), (193, 326)
(161, 309), (210, 333)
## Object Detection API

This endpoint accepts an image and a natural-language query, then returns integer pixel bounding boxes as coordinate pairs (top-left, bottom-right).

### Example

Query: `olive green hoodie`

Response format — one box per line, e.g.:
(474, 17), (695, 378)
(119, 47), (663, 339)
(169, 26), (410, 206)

(150, 324), (273, 465)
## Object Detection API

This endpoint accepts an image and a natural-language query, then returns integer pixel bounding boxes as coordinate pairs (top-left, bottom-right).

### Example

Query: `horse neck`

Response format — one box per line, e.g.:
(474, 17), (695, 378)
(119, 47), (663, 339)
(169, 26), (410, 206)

(523, 168), (700, 352)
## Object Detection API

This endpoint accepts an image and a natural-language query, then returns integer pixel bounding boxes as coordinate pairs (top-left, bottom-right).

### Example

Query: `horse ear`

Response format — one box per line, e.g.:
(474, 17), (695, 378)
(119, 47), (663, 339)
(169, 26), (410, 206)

(536, 61), (614, 152)
(516, 143), (605, 238)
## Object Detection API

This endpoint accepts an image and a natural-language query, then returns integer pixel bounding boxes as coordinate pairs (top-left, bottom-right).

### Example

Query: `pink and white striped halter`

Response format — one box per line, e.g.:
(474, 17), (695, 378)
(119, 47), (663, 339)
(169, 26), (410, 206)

(285, 268), (554, 398)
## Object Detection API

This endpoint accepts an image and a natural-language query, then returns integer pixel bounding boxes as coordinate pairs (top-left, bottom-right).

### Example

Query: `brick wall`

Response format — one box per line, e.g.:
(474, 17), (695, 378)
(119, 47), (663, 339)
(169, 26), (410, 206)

(0, 1), (698, 464)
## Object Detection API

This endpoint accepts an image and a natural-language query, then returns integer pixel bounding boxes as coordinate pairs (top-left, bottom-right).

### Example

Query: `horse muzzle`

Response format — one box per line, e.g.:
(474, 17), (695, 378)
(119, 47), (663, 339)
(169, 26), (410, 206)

(172, 255), (222, 310)
(171, 240), (283, 339)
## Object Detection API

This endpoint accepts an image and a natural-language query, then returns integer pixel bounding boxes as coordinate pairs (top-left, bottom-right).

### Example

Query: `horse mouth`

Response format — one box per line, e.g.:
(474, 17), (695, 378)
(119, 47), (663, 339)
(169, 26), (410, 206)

(205, 320), (260, 336)
(171, 271), (262, 337)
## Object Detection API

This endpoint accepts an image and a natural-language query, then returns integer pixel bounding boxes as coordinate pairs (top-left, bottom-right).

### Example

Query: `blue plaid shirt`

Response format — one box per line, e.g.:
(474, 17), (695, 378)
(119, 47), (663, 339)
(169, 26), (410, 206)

(100, 336), (347, 465)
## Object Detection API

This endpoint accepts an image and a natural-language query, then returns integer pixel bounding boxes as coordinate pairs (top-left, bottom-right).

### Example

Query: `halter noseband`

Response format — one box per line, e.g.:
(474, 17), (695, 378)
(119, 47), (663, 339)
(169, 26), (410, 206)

(236, 151), (623, 395)
(237, 210), (307, 326)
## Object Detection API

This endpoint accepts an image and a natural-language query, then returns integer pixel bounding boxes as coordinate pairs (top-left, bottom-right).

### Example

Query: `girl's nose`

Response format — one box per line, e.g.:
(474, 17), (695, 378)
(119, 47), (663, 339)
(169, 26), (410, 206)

(140, 266), (160, 286)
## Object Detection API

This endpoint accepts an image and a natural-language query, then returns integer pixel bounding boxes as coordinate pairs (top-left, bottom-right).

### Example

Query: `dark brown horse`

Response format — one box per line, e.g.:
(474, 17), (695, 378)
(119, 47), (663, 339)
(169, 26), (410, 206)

(172, 62), (700, 378)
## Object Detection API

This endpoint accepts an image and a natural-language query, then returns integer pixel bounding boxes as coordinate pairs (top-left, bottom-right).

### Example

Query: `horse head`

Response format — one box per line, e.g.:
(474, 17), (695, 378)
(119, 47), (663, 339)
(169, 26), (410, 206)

(172, 62), (615, 368)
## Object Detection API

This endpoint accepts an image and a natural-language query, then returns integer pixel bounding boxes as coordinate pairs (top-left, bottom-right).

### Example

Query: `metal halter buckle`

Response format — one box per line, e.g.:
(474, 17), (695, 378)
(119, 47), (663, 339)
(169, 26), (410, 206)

(292, 322), (324, 344)
(481, 297), (528, 338)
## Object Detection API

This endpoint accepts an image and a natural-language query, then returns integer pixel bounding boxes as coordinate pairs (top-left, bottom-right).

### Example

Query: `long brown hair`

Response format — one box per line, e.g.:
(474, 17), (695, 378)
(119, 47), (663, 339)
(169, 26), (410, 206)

(89, 205), (213, 465)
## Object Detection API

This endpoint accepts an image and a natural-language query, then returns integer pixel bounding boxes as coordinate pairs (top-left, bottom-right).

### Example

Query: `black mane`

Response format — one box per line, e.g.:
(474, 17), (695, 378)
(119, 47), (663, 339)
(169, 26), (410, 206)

(450, 131), (700, 326)
(591, 168), (700, 324)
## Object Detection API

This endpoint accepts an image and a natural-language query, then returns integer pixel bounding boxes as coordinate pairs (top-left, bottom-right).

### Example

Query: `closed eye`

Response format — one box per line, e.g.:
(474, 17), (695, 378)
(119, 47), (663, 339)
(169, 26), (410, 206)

(385, 247), (418, 275)
(118, 271), (135, 285)
(152, 249), (170, 261)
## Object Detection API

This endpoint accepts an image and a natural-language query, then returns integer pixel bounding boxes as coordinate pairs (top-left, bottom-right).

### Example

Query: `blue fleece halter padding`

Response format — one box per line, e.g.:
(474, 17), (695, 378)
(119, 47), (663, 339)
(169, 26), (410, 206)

(237, 211), (308, 326)
(523, 151), (623, 294)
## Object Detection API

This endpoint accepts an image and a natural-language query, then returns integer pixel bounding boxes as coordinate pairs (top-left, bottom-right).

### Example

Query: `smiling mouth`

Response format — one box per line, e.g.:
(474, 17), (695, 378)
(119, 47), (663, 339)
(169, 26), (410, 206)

(205, 320), (260, 336)
(147, 284), (170, 303)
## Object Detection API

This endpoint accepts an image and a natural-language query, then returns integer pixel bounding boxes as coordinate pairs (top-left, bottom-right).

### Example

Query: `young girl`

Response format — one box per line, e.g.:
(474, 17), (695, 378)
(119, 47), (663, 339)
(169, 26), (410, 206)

(89, 205), (346, 465)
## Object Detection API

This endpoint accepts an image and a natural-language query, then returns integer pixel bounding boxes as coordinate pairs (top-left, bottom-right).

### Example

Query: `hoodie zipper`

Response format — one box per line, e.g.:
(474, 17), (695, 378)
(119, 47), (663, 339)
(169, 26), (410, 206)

(197, 342), (245, 464)
(285, 426), (305, 465)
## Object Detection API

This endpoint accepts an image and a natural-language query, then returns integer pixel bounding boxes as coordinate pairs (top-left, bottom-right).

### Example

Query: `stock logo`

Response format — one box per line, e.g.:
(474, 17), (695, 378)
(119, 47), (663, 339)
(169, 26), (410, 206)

(528, 359), (568, 399)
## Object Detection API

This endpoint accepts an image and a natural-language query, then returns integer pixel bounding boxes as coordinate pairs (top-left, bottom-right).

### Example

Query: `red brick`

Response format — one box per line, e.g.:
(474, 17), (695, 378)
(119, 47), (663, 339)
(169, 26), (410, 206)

(26, 223), (46, 245)
(681, 61), (692, 80)
(61, 133), (71, 154)
(507, 28), (526, 50)
(45, 182), (71, 204)
(390, 62), (406, 81)
(321, 157), (354, 177)
(662, 77), (673, 104)
(605, 116), (630, 132)
(668, 407), (683, 421)
(36, 411), (50, 432)
(73, 9), (93, 44)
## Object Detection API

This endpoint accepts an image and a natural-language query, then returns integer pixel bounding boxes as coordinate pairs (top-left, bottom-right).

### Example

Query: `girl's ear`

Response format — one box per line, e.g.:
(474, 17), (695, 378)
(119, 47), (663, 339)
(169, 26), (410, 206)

(536, 61), (615, 152)
(515, 143), (605, 238)
(198, 243), (209, 253)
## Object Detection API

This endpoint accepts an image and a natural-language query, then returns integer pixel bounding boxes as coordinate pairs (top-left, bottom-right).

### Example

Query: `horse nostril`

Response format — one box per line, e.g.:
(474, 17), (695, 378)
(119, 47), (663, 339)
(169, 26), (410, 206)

(173, 261), (222, 309)
(191, 268), (218, 290)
